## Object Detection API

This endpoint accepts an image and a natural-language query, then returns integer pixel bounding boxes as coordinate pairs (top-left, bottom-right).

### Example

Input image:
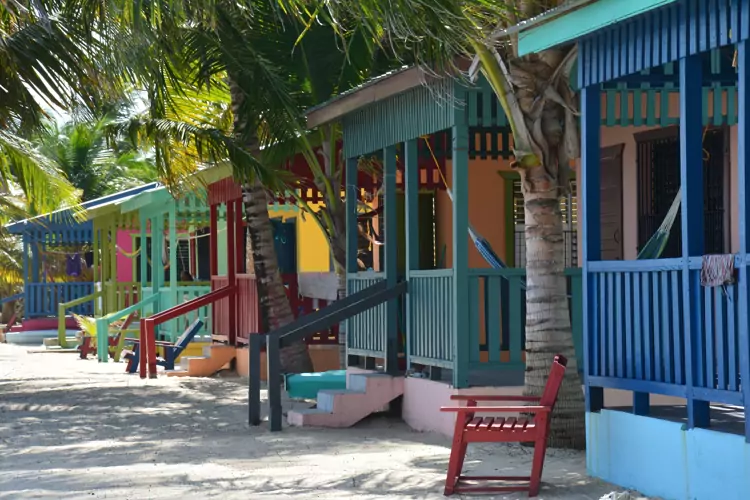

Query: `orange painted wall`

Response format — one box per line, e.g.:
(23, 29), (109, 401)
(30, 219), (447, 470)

(435, 158), (516, 269)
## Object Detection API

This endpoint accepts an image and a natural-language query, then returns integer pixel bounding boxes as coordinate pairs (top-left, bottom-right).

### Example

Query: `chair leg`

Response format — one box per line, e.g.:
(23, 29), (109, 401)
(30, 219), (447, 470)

(444, 435), (467, 496)
(528, 434), (549, 497)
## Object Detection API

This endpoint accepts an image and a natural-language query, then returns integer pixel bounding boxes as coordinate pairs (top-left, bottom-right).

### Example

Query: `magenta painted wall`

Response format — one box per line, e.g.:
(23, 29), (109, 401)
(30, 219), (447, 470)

(117, 230), (136, 282)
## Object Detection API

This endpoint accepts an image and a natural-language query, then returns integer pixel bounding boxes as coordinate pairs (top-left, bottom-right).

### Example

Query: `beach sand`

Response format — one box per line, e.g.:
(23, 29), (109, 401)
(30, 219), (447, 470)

(0, 343), (652, 499)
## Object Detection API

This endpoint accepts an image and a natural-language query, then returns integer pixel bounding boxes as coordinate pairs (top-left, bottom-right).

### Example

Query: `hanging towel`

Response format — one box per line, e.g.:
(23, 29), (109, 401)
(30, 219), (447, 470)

(66, 253), (82, 277)
(700, 254), (735, 287)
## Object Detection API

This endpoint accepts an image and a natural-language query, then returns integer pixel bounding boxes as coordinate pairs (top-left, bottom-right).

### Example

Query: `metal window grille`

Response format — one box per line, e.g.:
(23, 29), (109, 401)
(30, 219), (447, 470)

(636, 127), (726, 258)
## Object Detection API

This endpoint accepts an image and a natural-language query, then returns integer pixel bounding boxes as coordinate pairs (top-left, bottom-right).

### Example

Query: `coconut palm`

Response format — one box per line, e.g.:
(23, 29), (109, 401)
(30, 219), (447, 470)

(287, 0), (586, 448)
(0, 0), (126, 215)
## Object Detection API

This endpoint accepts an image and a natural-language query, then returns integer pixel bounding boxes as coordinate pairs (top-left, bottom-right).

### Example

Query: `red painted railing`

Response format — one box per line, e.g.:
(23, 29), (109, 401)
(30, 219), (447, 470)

(139, 286), (233, 379)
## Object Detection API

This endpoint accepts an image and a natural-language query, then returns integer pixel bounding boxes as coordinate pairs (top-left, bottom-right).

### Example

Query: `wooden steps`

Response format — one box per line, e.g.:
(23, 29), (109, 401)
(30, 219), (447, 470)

(166, 345), (236, 377)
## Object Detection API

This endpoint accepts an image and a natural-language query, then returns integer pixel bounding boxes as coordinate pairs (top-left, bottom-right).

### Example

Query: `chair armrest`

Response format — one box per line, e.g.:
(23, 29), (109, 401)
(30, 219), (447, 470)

(123, 339), (173, 347)
(449, 395), (541, 402)
(440, 405), (551, 413)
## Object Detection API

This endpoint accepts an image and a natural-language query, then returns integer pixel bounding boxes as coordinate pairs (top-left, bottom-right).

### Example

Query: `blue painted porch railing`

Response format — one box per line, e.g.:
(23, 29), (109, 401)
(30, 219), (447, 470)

(26, 282), (95, 317)
(587, 258), (745, 407)
(346, 272), (387, 357)
(408, 269), (454, 368)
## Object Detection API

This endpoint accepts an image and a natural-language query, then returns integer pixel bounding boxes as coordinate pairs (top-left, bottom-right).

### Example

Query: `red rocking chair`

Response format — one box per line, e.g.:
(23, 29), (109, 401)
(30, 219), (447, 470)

(440, 354), (568, 497)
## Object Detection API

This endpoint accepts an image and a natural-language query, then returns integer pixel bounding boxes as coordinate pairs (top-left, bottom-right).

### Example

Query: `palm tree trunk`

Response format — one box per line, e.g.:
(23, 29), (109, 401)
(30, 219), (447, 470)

(244, 181), (314, 373)
(521, 166), (585, 450)
(229, 76), (313, 374)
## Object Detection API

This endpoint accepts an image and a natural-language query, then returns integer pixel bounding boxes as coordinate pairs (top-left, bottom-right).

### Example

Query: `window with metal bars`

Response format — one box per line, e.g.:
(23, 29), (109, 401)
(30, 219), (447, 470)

(636, 127), (727, 258)
(513, 179), (578, 268)
(135, 236), (191, 281)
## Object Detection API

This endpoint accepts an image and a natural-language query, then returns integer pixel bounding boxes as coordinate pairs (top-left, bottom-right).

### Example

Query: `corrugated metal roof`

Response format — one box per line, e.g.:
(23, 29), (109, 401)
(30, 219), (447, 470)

(4, 183), (159, 233)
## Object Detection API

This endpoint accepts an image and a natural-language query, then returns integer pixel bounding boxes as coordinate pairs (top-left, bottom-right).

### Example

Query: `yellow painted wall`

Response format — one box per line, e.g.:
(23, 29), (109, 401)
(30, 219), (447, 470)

(268, 204), (331, 272)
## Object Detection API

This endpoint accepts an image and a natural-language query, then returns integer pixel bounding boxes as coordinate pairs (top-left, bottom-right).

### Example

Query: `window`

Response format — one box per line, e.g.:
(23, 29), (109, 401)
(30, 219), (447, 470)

(636, 127), (727, 258)
(513, 179), (578, 267)
(135, 236), (191, 281)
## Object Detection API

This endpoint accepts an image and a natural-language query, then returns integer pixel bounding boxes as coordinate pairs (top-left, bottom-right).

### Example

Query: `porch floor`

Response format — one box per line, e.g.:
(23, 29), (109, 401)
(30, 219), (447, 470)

(606, 404), (746, 437)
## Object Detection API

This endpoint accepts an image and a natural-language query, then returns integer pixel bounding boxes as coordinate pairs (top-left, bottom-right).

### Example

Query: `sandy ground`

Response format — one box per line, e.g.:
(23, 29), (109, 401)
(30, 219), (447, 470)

(0, 343), (651, 500)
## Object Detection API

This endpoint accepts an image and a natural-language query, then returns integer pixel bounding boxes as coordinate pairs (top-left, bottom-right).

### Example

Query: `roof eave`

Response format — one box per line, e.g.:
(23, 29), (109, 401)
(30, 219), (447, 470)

(306, 66), (426, 129)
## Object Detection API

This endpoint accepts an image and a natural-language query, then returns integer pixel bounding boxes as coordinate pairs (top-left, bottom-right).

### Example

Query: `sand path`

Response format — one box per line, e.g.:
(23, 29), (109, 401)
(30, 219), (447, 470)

(0, 343), (649, 499)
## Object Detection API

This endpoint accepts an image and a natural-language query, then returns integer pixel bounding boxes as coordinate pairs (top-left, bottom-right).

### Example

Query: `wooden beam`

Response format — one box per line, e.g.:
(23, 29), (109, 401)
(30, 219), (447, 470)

(680, 54), (710, 429)
(383, 145), (399, 375)
(404, 139), (419, 374)
(452, 88), (470, 389)
(735, 41), (750, 443)
(581, 82), (604, 413)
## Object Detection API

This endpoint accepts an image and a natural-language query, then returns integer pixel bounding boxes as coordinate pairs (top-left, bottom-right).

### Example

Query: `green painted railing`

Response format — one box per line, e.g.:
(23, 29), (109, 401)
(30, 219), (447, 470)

(405, 267), (584, 384)
(346, 272), (387, 357)
(95, 293), (159, 362)
(408, 269), (454, 368)
(57, 290), (103, 348)
(141, 283), (212, 341)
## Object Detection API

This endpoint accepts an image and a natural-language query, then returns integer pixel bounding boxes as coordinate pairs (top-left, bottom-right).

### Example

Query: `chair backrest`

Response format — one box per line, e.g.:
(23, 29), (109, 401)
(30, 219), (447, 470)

(173, 318), (204, 350)
(539, 355), (568, 409)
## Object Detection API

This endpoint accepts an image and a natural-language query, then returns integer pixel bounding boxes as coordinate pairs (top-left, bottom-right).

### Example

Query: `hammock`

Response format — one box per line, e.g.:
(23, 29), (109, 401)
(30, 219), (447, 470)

(421, 137), (681, 284)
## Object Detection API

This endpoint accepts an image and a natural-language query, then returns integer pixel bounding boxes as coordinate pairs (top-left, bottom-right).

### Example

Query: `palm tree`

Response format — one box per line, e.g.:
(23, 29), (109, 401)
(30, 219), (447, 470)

(35, 117), (157, 202)
(0, 0), (126, 215)
(287, 0), (586, 448)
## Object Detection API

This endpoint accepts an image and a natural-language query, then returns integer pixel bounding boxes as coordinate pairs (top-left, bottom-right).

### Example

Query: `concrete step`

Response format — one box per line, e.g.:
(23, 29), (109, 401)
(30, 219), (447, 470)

(287, 372), (404, 428)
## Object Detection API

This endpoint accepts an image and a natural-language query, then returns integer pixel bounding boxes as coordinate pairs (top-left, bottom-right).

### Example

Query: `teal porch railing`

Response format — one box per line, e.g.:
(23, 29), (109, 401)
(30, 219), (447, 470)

(141, 283), (212, 341)
(346, 272), (387, 357)
(404, 267), (583, 385)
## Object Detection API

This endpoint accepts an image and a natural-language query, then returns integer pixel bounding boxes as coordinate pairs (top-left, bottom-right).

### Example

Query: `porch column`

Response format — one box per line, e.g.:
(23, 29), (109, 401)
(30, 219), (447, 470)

(169, 204), (177, 292)
(580, 82), (603, 413)
(404, 139), (419, 374)
(452, 94), (470, 388)
(680, 54), (709, 429)
(209, 204), (218, 278)
(22, 236), (29, 316)
(735, 41), (750, 442)
(344, 157), (359, 367)
(140, 215), (148, 290)
(152, 214), (163, 339)
(383, 145), (399, 375)
(227, 199), (237, 346)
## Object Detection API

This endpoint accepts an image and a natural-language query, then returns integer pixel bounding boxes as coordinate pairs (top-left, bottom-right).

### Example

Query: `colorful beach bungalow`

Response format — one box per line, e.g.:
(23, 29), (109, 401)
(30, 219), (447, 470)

(3, 184), (158, 344)
(276, 3), (749, 498)
(508, 2), (750, 498)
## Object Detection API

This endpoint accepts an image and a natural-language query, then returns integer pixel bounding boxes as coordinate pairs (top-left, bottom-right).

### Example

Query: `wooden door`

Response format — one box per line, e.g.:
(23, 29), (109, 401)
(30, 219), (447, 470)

(600, 144), (624, 260)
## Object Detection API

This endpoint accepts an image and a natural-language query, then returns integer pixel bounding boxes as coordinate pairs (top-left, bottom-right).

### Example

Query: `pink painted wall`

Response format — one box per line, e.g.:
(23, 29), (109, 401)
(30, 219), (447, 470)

(117, 230), (136, 282)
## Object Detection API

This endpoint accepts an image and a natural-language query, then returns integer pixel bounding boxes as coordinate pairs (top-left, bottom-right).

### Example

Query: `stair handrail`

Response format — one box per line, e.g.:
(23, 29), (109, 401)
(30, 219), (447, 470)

(249, 279), (408, 431)
(57, 289), (103, 348)
(94, 292), (160, 362)
(139, 285), (234, 378)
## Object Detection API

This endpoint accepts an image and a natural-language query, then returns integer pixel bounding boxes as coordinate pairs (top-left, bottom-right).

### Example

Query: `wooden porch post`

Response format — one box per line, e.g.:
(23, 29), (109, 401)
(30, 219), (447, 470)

(383, 144), (399, 375)
(344, 157), (359, 367)
(580, 81), (604, 413)
(680, 53), (710, 429)
(140, 215), (148, 290)
(452, 91), (470, 389)
(168, 204), (178, 341)
(227, 199), (238, 346)
(209, 204), (218, 278)
(22, 236), (29, 316)
(404, 139), (419, 375)
(152, 214), (163, 343)
(735, 40), (750, 442)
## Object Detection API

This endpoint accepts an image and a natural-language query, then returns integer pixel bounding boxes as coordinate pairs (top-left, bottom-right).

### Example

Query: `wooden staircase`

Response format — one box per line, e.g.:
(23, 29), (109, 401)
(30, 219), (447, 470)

(287, 372), (404, 427)
(166, 345), (236, 377)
